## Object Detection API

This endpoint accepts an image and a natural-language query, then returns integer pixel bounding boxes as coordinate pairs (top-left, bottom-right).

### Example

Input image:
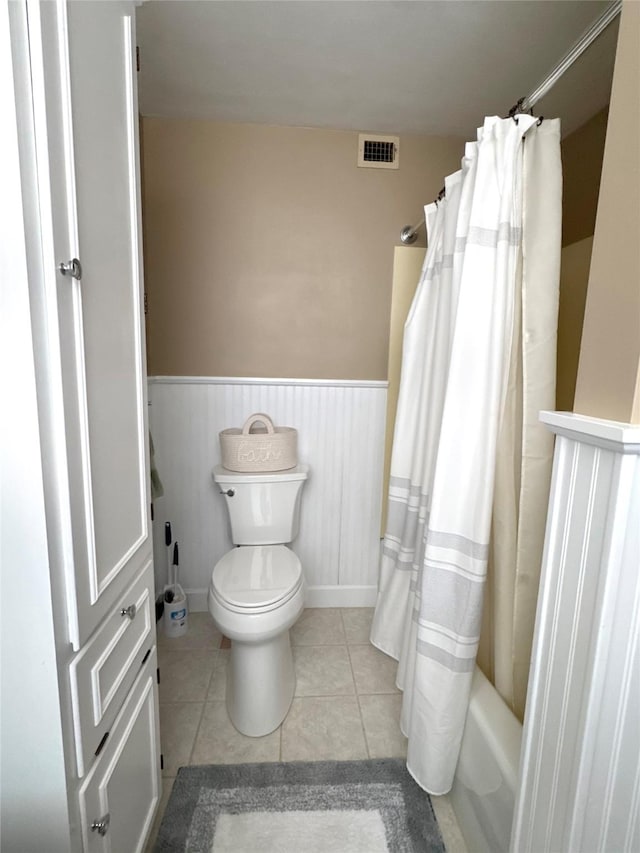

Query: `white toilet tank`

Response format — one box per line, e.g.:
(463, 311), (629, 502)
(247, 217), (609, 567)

(213, 464), (309, 545)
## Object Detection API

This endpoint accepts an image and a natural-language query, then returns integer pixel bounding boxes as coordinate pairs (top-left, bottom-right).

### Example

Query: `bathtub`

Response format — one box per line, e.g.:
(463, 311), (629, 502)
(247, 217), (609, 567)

(449, 666), (523, 853)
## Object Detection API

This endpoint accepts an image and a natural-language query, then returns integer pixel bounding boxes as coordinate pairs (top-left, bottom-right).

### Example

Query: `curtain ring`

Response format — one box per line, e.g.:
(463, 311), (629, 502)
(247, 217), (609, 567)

(508, 97), (525, 123)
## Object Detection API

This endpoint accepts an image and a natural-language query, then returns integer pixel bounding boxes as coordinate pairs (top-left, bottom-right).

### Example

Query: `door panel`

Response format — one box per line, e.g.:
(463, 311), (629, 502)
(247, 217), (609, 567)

(45, 0), (150, 645)
(78, 652), (161, 853)
(70, 561), (154, 777)
(67, 1), (147, 601)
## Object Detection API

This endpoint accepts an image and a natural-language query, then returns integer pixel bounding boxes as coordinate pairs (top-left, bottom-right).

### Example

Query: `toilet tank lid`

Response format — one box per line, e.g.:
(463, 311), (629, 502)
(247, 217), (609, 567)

(212, 464), (309, 484)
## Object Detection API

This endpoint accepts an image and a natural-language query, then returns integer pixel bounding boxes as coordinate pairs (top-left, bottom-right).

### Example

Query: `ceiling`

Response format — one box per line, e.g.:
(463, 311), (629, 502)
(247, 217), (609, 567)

(136, 1), (619, 139)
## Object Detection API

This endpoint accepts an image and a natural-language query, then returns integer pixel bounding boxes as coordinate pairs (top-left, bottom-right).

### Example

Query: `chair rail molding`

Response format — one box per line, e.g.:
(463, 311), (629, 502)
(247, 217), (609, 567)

(511, 410), (640, 853)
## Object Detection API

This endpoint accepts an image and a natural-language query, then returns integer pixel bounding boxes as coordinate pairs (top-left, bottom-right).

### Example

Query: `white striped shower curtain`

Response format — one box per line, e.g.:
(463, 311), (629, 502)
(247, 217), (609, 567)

(370, 115), (561, 794)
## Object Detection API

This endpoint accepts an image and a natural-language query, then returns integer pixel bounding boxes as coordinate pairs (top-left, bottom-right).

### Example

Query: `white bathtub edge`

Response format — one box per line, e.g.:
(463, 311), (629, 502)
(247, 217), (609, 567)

(450, 667), (523, 853)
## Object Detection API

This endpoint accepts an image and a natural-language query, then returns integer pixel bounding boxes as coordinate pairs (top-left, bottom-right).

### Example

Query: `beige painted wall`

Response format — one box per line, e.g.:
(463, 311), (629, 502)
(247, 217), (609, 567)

(557, 237), (594, 411)
(141, 118), (463, 379)
(574, 1), (640, 424)
(555, 106), (609, 412)
(561, 108), (608, 248)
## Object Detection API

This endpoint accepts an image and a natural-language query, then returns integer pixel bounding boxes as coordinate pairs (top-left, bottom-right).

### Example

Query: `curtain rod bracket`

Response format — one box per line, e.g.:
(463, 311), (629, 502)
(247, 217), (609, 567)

(400, 225), (419, 245)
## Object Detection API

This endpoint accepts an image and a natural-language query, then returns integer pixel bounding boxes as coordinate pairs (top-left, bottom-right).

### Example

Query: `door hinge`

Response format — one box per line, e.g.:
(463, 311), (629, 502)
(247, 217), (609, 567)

(90, 813), (110, 837)
(157, 667), (160, 685)
(144, 292), (148, 314)
(136, 46), (140, 72)
(160, 753), (164, 770)
(94, 730), (109, 757)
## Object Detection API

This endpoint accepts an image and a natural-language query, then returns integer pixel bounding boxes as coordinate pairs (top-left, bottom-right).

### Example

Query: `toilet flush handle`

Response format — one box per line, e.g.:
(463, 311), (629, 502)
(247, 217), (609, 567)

(219, 488), (235, 497)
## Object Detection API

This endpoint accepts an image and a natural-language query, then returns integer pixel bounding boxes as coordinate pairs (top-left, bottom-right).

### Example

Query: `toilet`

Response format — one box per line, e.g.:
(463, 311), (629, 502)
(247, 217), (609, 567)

(208, 463), (309, 737)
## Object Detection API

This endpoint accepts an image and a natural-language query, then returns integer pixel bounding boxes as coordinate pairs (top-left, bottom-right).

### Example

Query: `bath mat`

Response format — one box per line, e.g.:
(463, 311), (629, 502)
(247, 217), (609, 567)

(154, 758), (445, 852)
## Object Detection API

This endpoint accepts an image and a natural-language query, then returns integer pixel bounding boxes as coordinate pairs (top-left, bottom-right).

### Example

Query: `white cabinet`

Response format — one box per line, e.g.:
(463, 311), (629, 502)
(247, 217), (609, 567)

(4, 1), (161, 850)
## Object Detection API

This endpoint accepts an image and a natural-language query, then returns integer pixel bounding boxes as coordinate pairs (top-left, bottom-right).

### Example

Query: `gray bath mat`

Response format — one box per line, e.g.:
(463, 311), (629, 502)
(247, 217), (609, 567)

(154, 758), (445, 852)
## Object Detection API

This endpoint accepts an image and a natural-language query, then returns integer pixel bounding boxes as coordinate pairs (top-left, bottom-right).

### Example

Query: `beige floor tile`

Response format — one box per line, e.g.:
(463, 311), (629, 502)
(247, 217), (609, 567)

(291, 608), (346, 645)
(144, 775), (175, 852)
(293, 645), (355, 696)
(349, 644), (400, 695)
(430, 794), (469, 853)
(281, 696), (367, 761)
(159, 649), (216, 703)
(359, 694), (407, 758)
(159, 703), (203, 777)
(342, 608), (374, 644)
(207, 648), (229, 700)
(158, 611), (222, 650)
(191, 701), (281, 765)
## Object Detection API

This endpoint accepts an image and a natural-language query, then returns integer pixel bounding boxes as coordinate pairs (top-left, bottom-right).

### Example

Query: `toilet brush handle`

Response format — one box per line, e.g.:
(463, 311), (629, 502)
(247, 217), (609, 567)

(165, 522), (173, 589)
(172, 542), (179, 592)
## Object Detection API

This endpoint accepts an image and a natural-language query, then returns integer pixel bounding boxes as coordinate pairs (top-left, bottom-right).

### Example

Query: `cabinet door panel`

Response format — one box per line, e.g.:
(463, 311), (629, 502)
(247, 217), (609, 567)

(47, 0), (149, 645)
(79, 652), (161, 853)
(70, 561), (154, 777)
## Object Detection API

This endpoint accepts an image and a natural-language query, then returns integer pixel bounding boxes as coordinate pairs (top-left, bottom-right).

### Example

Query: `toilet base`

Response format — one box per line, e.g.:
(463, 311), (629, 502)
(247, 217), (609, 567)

(227, 630), (295, 736)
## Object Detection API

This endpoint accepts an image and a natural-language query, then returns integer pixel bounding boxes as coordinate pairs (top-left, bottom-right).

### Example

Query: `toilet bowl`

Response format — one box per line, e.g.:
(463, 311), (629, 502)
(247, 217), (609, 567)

(208, 465), (308, 736)
(209, 545), (304, 736)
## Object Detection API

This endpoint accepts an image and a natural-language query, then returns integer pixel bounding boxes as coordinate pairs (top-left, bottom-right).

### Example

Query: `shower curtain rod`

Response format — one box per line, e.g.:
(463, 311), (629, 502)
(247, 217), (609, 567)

(400, 0), (622, 245)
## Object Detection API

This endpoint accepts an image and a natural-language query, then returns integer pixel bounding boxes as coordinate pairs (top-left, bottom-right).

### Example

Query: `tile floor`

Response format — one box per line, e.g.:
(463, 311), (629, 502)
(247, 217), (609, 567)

(146, 608), (468, 852)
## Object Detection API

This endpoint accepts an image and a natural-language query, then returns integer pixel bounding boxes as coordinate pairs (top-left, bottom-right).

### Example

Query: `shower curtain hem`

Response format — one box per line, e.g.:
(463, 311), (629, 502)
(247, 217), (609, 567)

(406, 759), (452, 797)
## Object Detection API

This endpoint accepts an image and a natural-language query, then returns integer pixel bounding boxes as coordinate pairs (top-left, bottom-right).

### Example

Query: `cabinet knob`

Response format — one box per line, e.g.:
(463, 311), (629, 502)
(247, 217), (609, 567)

(120, 603), (137, 620)
(90, 813), (110, 836)
(58, 257), (82, 279)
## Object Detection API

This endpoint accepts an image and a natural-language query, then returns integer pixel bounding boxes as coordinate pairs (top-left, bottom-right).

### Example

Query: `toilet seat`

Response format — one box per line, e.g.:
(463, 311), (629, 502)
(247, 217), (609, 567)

(212, 545), (302, 614)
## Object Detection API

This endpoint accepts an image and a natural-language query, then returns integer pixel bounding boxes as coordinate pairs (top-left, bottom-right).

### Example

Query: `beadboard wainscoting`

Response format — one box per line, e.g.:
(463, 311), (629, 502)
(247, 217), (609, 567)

(148, 377), (387, 609)
(512, 412), (640, 853)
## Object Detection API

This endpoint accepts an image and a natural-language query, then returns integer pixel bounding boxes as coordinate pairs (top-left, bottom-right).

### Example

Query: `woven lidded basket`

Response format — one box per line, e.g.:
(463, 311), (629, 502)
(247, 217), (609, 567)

(219, 413), (298, 473)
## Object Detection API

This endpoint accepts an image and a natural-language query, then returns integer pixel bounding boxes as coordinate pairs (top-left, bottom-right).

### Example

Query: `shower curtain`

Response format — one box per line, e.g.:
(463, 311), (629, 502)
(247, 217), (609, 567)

(370, 114), (561, 794)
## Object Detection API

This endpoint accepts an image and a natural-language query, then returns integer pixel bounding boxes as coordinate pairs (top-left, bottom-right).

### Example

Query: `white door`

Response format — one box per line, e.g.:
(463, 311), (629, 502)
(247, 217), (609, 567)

(42, 0), (150, 647)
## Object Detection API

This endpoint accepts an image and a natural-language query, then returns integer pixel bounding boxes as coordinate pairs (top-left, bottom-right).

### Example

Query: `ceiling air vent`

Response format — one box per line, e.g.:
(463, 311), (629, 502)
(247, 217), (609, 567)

(358, 134), (399, 169)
